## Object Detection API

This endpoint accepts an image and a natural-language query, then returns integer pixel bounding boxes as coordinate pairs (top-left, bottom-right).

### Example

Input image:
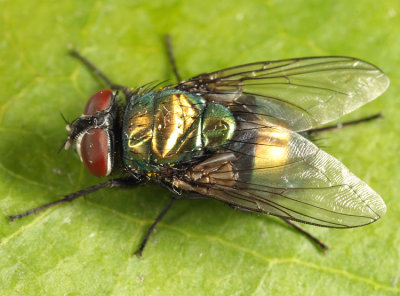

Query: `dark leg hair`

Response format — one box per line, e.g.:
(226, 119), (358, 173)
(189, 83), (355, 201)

(69, 49), (130, 96)
(165, 35), (182, 82)
(135, 198), (176, 257)
(8, 178), (139, 222)
(309, 113), (382, 134)
(281, 218), (329, 253)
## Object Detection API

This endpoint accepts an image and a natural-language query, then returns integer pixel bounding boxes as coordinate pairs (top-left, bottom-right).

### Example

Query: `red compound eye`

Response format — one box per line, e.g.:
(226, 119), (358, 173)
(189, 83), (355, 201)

(80, 128), (111, 177)
(83, 89), (113, 115)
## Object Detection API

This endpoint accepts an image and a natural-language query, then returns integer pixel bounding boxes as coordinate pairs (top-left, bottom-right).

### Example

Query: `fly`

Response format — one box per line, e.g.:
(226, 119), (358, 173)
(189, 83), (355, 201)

(8, 36), (389, 256)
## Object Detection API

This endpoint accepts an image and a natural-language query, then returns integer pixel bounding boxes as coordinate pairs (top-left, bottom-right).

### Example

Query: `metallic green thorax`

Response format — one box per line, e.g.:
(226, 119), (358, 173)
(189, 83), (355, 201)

(122, 90), (236, 172)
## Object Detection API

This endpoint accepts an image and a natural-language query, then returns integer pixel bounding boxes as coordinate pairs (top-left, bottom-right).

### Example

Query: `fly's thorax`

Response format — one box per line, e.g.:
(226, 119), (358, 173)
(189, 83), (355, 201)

(122, 90), (236, 173)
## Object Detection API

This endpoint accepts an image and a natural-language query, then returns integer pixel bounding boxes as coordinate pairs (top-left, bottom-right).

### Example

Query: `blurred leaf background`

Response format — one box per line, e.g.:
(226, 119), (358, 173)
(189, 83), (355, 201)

(0, 0), (399, 295)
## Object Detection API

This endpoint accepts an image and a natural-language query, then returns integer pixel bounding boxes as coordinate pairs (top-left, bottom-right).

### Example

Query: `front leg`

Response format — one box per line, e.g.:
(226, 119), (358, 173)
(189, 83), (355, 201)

(8, 177), (140, 222)
(69, 49), (131, 96)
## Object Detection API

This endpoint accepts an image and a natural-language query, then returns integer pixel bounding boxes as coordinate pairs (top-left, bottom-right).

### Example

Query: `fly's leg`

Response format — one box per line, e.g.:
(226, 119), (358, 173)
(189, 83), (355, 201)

(8, 178), (139, 222)
(309, 113), (382, 134)
(282, 218), (329, 253)
(69, 49), (131, 96)
(134, 198), (175, 257)
(165, 35), (182, 82)
(230, 204), (328, 252)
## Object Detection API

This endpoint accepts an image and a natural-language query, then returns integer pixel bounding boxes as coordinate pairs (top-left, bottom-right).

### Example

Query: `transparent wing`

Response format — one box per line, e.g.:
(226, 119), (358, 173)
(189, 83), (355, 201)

(175, 122), (386, 228)
(177, 56), (389, 131)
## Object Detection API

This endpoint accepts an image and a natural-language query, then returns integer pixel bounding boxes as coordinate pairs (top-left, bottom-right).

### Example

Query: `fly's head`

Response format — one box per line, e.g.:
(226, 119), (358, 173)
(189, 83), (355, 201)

(64, 89), (119, 177)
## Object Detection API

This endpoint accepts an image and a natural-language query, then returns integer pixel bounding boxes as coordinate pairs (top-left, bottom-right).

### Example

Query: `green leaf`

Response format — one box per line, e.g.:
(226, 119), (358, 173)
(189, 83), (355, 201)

(1, 0), (399, 295)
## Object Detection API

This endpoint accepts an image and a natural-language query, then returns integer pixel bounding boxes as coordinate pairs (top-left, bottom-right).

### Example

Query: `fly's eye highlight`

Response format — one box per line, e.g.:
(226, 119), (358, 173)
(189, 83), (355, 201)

(79, 128), (112, 177)
(83, 89), (113, 115)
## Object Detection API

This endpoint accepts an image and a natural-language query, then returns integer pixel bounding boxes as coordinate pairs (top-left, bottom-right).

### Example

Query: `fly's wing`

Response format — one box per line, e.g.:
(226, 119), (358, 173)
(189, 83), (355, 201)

(174, 117), (386, 228)
(177, 56), (389, 132)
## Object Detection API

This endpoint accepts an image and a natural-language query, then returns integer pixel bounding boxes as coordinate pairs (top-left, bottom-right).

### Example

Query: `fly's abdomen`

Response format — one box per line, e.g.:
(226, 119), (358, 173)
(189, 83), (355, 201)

(122, 90), (235, 172)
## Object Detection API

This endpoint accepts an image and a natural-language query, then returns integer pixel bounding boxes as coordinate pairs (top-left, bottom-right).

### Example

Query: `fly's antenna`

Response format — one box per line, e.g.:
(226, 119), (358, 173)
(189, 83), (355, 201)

(58, 112), (72, 153)
(60, 112), (70, 126)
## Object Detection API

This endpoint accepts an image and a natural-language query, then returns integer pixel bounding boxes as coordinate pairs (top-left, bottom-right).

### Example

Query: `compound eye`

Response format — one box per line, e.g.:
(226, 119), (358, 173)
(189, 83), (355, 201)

(79, 128), (112, 177)
(83, 89), (113, 115)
